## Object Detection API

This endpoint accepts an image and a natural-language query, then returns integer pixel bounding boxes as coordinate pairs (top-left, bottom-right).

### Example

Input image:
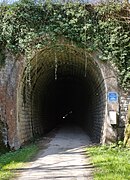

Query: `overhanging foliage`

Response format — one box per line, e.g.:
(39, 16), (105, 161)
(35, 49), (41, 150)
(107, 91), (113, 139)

(0, 0), (130, 88)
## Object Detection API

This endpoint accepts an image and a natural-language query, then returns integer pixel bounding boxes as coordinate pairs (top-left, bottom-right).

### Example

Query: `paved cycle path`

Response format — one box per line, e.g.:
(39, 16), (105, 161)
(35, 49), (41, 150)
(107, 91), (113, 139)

(17, 124), (93, 180)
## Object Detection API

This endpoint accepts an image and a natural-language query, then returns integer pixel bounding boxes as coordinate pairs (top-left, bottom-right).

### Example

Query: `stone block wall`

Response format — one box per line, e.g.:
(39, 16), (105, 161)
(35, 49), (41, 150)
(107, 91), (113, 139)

(0, 52), (23, 150)
(0, 48), (129, 151)
(17, 80), (33, 145)
(84, 59), (107, 143)
(118, 91), (130, 140)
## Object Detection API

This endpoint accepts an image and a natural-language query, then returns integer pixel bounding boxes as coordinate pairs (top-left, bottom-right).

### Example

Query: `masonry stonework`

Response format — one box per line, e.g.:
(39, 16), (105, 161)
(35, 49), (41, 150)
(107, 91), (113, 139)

(0, 52), (24, 150)
(119, 91), (130, 139)
(0, 47), (129, 151)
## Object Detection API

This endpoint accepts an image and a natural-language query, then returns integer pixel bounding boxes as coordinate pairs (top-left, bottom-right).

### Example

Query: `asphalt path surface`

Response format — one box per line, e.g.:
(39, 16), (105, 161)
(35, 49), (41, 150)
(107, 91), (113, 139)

(17, 124), (93, 180)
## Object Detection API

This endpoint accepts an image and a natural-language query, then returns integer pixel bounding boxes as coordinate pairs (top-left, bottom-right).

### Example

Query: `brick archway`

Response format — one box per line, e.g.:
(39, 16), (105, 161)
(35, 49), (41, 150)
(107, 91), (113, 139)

(17, 44), (113, 147)
(0, 43), (120, 150)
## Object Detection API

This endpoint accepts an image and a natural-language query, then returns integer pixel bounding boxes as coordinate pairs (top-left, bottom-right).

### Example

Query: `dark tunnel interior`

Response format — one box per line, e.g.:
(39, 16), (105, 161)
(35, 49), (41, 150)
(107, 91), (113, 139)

(41, 77), (89, 131)
(19, 46), (106, 144)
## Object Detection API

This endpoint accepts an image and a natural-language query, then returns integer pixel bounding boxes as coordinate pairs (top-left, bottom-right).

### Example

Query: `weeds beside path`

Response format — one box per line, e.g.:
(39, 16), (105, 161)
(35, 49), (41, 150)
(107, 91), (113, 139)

(0, 144), (39, 180)
(1, 138), (129, 180)
(87, 145), (130, 180)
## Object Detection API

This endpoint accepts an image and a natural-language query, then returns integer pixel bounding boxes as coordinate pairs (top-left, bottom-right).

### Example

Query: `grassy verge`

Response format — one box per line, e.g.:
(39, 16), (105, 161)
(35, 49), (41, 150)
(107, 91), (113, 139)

(87, 145), (130, 180)
(0, 144), (39, 180)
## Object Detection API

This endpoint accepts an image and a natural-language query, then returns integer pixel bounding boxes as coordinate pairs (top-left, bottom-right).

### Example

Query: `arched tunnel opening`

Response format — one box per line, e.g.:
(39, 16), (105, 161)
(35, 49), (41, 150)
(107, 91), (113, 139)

(18, 44), (106, 145)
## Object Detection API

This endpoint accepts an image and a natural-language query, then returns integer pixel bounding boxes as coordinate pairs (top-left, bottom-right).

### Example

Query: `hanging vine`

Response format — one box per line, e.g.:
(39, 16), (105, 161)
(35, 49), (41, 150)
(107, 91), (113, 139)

(54, 52), (58, 80)
(0, 0), (129, 89)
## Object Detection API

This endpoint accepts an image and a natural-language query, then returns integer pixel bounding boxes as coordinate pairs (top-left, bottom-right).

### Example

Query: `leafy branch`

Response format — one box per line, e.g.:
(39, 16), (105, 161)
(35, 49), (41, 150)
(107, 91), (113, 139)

(0, 0), (129, 88)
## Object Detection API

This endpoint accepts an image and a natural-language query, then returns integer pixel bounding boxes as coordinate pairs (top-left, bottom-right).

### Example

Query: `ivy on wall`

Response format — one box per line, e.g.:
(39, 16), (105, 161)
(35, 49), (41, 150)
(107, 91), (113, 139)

(0, 0), (129, 88)
(0, 44), (5, 67)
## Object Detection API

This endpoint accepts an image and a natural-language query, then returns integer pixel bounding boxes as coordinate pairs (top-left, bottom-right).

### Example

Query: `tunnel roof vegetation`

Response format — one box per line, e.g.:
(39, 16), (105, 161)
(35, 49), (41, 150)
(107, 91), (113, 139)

(0, 0), (130, 89)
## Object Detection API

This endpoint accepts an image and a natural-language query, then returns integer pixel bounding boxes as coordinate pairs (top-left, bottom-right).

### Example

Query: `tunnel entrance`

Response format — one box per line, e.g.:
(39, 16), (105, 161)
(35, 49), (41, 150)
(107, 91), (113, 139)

(18, 44), (106, 145)
(38, 77), (91, 133)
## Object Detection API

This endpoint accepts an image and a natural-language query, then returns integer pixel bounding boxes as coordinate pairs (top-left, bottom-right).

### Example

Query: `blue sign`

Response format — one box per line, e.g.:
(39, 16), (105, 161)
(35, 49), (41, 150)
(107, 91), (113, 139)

(108, 92), (118, 102)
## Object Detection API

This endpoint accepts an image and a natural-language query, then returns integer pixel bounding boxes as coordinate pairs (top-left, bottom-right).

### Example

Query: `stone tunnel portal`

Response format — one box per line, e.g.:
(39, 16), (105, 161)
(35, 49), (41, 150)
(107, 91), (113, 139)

(18, 44), (106, 146)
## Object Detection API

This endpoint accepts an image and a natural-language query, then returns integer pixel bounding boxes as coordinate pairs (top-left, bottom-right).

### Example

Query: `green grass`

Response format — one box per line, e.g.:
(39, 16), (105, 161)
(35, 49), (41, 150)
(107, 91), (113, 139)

(87, 145), (130, 180)
(0, 144), (39, 180)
